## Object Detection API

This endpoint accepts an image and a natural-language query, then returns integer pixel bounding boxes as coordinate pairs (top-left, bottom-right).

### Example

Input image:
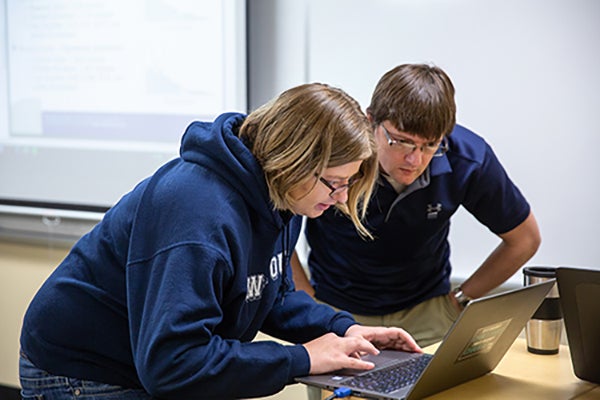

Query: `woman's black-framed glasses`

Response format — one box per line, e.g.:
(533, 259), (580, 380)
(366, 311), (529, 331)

(318, 171), (363, 198)
(381, 124), (449, 157)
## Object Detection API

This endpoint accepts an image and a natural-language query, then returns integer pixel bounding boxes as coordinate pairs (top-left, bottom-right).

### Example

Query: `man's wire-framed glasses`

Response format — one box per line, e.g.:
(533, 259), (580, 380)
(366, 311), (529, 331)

(381, 124), (448, 157)
(318, 171), (363, 198)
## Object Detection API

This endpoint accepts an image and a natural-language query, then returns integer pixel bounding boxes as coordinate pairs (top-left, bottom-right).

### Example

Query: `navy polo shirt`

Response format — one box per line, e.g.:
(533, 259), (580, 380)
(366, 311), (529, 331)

(305, 124), (531, 315)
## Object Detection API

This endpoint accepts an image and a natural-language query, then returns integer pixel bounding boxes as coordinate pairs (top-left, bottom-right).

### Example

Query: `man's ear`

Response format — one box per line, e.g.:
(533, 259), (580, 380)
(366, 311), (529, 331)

(366, 109), (374, 123)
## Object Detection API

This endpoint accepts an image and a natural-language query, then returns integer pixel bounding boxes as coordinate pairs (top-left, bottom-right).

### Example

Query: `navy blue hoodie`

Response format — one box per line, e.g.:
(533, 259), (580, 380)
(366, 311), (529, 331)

(20, 113), (356, 399)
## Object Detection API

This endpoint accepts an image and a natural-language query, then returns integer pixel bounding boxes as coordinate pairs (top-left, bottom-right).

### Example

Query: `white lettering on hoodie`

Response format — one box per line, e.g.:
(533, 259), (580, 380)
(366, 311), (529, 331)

(246, 252), (284, 302)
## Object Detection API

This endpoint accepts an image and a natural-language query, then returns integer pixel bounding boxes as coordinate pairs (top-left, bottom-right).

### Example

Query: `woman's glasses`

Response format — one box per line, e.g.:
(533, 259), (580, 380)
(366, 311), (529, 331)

(318, 171), (363, 198)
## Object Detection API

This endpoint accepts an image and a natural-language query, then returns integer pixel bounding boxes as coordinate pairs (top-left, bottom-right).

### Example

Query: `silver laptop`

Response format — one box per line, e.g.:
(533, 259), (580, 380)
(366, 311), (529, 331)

(296, 280), (554, 400)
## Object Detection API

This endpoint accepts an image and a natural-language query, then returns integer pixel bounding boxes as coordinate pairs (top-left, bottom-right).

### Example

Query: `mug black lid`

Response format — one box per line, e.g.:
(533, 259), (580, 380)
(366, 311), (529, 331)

(523, 266), (557, 277)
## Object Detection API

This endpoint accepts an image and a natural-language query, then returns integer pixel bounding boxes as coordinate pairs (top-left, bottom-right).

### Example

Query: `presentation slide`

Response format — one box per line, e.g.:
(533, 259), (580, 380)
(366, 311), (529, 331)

(0, 0), (246, 215)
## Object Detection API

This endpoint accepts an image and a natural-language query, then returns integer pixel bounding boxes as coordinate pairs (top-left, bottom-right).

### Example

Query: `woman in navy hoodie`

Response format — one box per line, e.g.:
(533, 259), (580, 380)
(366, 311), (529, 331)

(19, 83), (421, 400)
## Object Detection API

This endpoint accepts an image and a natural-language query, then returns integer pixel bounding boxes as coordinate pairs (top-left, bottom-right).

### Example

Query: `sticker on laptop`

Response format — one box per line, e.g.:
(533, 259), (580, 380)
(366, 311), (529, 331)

(457, 319), (512, 362)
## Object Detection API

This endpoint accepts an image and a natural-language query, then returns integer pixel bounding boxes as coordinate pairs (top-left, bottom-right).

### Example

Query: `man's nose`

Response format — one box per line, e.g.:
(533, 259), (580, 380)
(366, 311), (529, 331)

(405, 147), (424, 165)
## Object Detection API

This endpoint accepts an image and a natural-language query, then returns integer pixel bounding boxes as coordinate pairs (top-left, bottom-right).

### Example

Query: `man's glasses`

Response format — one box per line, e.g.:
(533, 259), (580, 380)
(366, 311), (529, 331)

(318, 171), (363, 198)
(381, 124), (448, 157)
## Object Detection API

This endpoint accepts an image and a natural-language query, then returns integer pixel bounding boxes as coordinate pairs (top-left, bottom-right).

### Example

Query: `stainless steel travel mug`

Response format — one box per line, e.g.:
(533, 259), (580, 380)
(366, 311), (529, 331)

(523, 266), (562, 354)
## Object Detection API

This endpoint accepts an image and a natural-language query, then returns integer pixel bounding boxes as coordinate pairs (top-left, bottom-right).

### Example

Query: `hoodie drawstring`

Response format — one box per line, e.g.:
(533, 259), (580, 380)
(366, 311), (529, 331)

(279, 224), (291, 304)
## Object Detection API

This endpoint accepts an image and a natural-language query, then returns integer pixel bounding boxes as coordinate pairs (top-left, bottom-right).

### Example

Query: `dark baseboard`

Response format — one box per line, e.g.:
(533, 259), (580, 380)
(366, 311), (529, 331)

(0, 384), (20, 400)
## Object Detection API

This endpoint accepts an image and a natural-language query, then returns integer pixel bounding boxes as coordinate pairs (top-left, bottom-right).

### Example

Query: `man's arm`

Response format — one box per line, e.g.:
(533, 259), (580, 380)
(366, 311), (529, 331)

(450, 211), (541, 307)
(290, 250), (315, 297)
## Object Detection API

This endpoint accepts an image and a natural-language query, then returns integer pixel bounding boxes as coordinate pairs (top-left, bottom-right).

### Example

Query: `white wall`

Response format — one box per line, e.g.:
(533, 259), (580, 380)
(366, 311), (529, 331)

(250, 0), (600, 284)
(247, 0), (309, 107)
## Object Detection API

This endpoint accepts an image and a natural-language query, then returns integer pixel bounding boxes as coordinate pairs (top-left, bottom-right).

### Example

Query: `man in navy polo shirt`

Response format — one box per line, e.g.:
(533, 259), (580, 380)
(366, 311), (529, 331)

(291, 63), (541, 348)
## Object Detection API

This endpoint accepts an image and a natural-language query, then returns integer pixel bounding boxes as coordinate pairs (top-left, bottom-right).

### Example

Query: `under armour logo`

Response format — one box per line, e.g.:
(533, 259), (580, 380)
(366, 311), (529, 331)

(426, 203), (442, 219)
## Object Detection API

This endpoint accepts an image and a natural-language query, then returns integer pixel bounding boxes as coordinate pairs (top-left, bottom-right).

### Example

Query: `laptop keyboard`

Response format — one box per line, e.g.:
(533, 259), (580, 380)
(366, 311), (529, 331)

(344, 354), (433, 394)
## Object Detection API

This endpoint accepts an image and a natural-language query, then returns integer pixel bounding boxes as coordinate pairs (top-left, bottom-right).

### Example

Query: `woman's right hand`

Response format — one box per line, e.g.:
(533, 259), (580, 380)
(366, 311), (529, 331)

(302, 332), (380, 375)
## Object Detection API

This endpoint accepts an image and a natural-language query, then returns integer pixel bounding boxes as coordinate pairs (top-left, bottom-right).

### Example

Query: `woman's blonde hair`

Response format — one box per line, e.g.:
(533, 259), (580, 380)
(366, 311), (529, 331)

(239, 83), (377, 238)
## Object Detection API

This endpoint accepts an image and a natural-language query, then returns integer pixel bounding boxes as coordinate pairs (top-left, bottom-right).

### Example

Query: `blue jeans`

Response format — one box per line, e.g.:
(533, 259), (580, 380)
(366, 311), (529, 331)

(19, 351), (153, 400)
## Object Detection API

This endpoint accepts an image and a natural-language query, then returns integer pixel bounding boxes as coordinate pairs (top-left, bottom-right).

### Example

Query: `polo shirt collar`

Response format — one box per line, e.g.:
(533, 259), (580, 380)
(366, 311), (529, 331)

(379, 153), (452, 221)
(429, 152), (452, 176)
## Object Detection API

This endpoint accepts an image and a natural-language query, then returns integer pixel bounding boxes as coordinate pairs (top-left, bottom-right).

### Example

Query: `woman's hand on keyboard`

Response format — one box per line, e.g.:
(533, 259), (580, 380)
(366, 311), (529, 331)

(303, 332), (380, 374)
(344, 325), (423, 353)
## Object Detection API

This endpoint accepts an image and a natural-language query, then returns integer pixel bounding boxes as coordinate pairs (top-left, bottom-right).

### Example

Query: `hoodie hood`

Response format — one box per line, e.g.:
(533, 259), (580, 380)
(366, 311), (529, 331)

(180, 112), (282, 227)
